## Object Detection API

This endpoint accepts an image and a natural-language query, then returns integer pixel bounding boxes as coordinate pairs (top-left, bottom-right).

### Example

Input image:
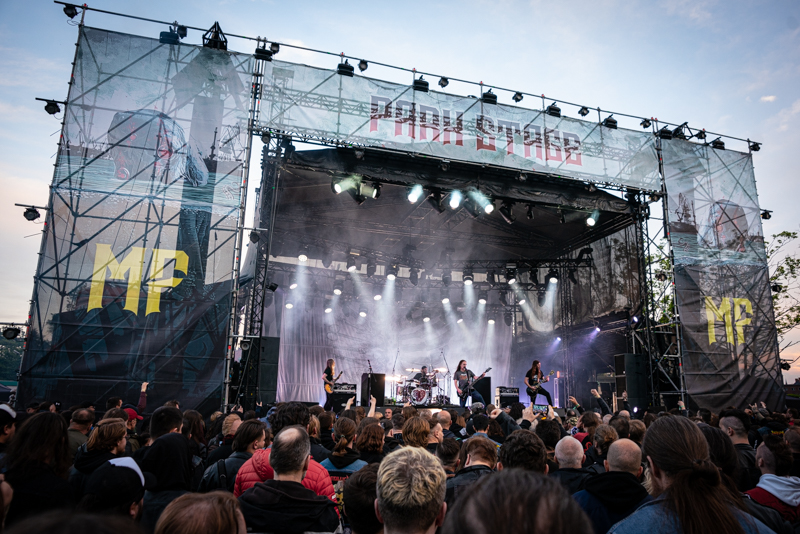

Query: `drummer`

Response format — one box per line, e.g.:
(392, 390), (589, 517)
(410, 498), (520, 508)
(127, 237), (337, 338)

(412, 366), (431, 386)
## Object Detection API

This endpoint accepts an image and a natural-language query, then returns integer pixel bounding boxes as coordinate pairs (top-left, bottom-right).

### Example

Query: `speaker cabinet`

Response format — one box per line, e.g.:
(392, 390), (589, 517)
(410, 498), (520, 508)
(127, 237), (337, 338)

(473, 377), (491, 407)
(360, 373), (385, 407)
(258, 337), (280, 405)
(614, 353), (649, 410)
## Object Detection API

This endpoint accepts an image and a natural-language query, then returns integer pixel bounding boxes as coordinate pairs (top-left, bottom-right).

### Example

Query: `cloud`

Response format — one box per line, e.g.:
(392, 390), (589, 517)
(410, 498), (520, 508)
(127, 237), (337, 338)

(776, 99), (800, 132)
(661, 0), (716, 23)
(0, 47), (70, 91)
(761, 95), (777, 102)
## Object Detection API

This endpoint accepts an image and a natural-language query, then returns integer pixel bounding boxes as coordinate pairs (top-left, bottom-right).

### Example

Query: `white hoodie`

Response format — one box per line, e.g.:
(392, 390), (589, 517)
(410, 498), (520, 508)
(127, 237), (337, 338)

(757, 474), (800, 506)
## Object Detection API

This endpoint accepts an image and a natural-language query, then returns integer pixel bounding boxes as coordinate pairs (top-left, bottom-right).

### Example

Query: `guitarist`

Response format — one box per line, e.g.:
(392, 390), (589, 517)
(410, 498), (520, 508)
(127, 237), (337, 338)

(322, 358), (339, 411)
(454, 360), (486, 408)
(524, 360), (553, 407)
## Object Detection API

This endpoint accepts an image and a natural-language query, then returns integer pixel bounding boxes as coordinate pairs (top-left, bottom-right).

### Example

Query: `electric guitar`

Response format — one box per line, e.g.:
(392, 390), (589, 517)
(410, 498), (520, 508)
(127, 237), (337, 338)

(324, 371), (344, 394)
(526, 370), (555, 397)
(458, 368), (492, 400)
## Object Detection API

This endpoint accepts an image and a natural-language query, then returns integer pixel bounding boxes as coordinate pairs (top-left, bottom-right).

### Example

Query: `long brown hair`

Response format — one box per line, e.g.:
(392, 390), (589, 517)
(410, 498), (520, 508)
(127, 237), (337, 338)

(326, 358), (335, 371)
(457, 360), (467, 371)
(6, 411), (71, 478)
(87, 418), (127, 453)
(356, 423), (384, 454)
(643, 416), (747, 534)
(529, 360), (542, 379)
(402, 416), (430, 449)
(332, 416), (357, 457)
(155, 491), (243, 534)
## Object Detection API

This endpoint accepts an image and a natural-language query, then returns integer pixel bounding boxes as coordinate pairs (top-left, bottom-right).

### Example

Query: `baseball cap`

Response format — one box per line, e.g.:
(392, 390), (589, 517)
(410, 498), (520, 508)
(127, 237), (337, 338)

(124, 408), (143, 421)
(84, 457), (156, 510)
(0, 404), (16, 419)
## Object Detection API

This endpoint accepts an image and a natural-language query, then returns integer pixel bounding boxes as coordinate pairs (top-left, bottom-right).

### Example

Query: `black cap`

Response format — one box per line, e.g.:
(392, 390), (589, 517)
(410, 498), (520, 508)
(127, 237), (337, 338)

(84, 458), (157, 510)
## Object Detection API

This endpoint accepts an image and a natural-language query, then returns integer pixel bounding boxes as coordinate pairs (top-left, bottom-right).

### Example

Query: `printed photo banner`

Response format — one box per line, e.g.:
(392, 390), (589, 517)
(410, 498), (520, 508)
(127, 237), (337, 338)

(662, 139), (782, 412)
(19, 27), (251, 411)
(258, 61), (661, 191)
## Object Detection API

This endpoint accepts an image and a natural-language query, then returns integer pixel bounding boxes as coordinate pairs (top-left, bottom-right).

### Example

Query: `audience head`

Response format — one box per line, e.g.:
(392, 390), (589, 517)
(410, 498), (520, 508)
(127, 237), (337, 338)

(357, 417), (379, 434)
(757, 434), (793, 476)
(6, 511), (145, 534)
(222, 413), (242, 437)
(697, 408), (712, 425)
(79, 457), (155, 519)
(270, 425), (311, 477)
(376, 447), (447, 533)
(87, 418), (127, 454)
(534, 419), (561, 450)
(150, 407), (183, 439)
(181, 410), (206, 444)
(70, 408), (94, 430)
(343, 464), (382, 534)
(105, 408), (128, 422)
(472, 414), (489, 433)
(429, 423), (443, 444)
(0, 405), (16, 441)
(269, 401), (311, 435)
(508, 402), (525, 421)
(332, 416), (357, 457)
(308, 414), (320, 438)
(419, 409), (432, 422)
(356, 423), (384, 454)
(105, 397), (123, 411)
(785, 427), (800, 453)
(605, 438), (643, 477)
(700, 425), (740, 490)
(232, 419), (267, 453)
(628, 419), (646, 444)
(436, 438), (461, 472)
(390, 413), (406, 435)
(403, 416), (431, 449)
(555, 436), (585, 469)
(470, 403), (485, 416)
(609, 414), (630, 439)
(154, 491), (245, 534)
(464, 435), (497, 469)
(163, 400), (180, 410)
(6, 411), (70, 477)
(401, 405), (418, 421)
(498, 430), (547, 473)
(441, 469), (591, 534)
(318, 412), (334, 432)
(340, 409), (358, 423)
(593, 424), (619, 456)
(719, 409), (750, 439)
(436, 410), (452, 429)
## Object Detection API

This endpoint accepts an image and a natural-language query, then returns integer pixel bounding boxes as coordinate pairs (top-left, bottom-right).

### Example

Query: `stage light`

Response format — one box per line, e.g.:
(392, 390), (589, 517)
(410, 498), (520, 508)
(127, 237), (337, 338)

(595, 326), (601, 333)
(358, 59), (368, 72)
(261, 131), (272, 144)
(586, 210), (600, 227)
(337, 59), (355, 77)
(506, 268), (517, 285)
(346, 256), (357, 272)
(487, 271), (497, 287)
(270, 42), (280, 54)
(536, 286), (547, 307)
(438, 77), (449, 88)
(781, 361), (792, 371)
(44, 100), (61, 115)
(578, 106), (590, 117)
(254, 45), (273, 61)
(568, 269), (578, 285)
(449, 190), (463, 209)
(526, 204), (534, 220)
(478, 290), (488, 305)
(483, 200), (494, 214)
(772, 283), (783, 293)
(672, 124), (686, 139)
(482, 90), (497, 105)
(374, 293), (382, 301)
(23, 207), (40, 221)
(366, 257), (377, 278)
(640, 118), (651, 129)
(160, 28), (181, 45)
(657, 127), (672, 140)
(386, 264), (399, 280)
(333, 280), (344, 295)
(407, 184), (424, 203)
(423, 314), (431, 323)
(325, 305), (333, 314)
(2, 327), (20, 340)
(331, 176), (357, 194)
(289, 277), (298, 290)
(320, 249), (333, 268)
(488, 316), (496, 325)
(298, 250), (308, 262)
(457, 317), (464, 324)
(710, 137), (725, 150)
(442, 272), (452, 286)
(499, 201), (515, 224)
(631, 316), (639, 323)
(546, 103), (561, 118)
(695, 129), (707, 141)
(441, 288), (450, 304)
(761, 210), (772, 220)
(547, 269), (559, 284)
(359, 306), (368, 318)
(63, 4), (79, 18)
(285, 301), (294, 309)
(518, 296), (526, 305)
(602, 115), (618, 129)
(413, 76), (429, 92)
(428, 190), (446, 213)
(409, 268), (419, 286)
(556, 336), (562, 341)
(462, 267), (474, 286)
(749, 141), (761, 152)
(512, 92), (524, 103)
(504, 311), (513, 326)
(267, 282), (279, 292)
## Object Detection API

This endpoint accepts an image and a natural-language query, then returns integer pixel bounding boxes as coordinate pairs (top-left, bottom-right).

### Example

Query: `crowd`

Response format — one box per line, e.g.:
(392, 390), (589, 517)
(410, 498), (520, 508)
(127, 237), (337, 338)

(0, 388), (798, 534)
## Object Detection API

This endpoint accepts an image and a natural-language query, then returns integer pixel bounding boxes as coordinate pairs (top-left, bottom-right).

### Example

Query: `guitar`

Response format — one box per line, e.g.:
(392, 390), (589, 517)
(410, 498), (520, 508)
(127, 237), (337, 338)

(525, 370), (555, 397)
(458, 368), (492, 400)
(324, 371), (344, 394)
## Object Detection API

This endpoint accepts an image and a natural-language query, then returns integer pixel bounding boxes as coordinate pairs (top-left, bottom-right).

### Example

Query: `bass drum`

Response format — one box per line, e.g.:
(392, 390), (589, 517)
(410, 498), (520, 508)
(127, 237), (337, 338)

(411, 386), (430, 406)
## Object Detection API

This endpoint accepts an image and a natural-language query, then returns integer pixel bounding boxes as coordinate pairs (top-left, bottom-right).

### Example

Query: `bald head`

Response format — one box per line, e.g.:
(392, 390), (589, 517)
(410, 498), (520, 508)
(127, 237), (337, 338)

(555, 436), (585, 469)
(618, 410), (630, 420)
(437, 410), (451, 429)
(606, 438), (642, 476)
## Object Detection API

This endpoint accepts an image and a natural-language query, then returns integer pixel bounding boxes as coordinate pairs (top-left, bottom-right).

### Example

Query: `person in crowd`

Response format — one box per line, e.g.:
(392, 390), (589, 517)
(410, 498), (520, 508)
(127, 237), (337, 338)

(234, 402), (333, 499)
(445, 436), (496, 507)
(164, 400), (180, 410)
(67, 408), (94, 462)
(575, 411), (602, 449)
(448, 409), (466, 438)
(0, 405), (16, 456)
(573, 439), (651, 534)
(401, 405), (418, 421)
(136, 407), (194, 533)
(6, 511), (145, 534)
(123, 408), (143, 454)
(155, 491), (246, 534)
(486, 419), (505, 444)
(105, 382), (148, 416)
(199, 419), (267, 493)
(628, 419), (646, 448)
(745, 434), (800, 523)
(720, 409), (762, 492)
(534, 418), (562, 472)
(238, 426), (339, 533)
(70, 418), (127, 498)
(497, 429), (547, 473)
(436, 410), (457, 440)
(77, 456), (155, 522)
(205, 413), (241, 466)
(608, 415), (773, 534)
(609, 414), (630, 439)
(442, 469), (592, 534)
(402, 416), (431, 449)
(426, 422), (444, 454)
(383, 413), (405, 453)
(468, 414), (499, 447)
(784, 427), (800, 477)
(384, 408), (392, 420)
(550, 435), (592, 494)
(436, 438), (461, 478)
(376, 447), (447, 534)
(356, 423), (385, 464)
(24, 402), (38, 414)
(4, 412), (74, 526)
(181, 410), (208, 462)
(488, 406), (522, 436)
(308, 414), (331, 463)
(584, 424), (619, 474)
(320, 417), (367, 474)
(342, 463), (381, 534)
(318, 412), (336, 451)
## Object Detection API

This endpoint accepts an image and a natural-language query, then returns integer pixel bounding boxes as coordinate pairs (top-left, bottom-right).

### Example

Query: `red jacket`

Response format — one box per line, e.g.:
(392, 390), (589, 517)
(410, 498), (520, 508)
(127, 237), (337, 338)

(746, 487), (800, 523)
(233, 448), (334, 500)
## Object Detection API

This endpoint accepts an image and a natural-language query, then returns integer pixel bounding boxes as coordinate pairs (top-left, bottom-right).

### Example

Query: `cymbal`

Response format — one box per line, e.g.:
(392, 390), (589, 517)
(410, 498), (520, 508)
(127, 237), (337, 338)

(406, 368), (421, 372)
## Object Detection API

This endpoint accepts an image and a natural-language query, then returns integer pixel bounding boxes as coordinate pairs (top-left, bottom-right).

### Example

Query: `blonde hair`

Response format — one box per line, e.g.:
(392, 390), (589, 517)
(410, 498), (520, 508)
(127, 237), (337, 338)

(222, 414), (241, 436)
(377, 447), (446, 532)
(308, 414), (320, 438)
(87, 418), (126, 452)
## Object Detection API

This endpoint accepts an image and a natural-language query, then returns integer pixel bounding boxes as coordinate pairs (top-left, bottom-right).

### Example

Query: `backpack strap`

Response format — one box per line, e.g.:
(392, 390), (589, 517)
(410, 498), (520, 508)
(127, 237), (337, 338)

(217, 459), (228, 490)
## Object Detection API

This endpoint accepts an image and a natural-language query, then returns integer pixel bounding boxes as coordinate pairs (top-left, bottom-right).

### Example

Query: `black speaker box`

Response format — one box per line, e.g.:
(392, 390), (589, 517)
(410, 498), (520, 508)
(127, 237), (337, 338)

(614, 353), (649, 410)
(258, 337), (281, 405)
(360, 373), (385, 407)
(473, 378), (491, 407)
(329, 393), (352, 413)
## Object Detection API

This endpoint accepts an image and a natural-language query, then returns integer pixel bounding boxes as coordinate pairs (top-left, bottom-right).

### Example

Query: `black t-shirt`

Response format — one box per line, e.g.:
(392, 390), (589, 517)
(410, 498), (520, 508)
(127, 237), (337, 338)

(413, 372), (430, 385)
(454, 370), (475, 389)
(525, 369), (542, 388)
(324, 367), (333, 382)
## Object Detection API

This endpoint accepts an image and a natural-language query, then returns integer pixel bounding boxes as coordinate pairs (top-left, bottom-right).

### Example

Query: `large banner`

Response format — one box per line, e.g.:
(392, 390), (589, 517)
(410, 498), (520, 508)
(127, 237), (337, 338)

(662, 139), (783, 411)
(258, 61), (661, 192)
(18, 28), (251, 411)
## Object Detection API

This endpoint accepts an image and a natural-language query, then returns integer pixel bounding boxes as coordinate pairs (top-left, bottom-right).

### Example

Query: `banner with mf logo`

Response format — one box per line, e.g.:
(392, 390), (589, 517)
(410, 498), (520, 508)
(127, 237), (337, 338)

(18, 27), (252, 410)
(662, 139), (783, 411)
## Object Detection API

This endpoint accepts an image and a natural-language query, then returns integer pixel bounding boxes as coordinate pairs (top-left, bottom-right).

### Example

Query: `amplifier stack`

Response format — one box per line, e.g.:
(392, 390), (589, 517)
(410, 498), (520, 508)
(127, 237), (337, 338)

(495, 386), (519, 408)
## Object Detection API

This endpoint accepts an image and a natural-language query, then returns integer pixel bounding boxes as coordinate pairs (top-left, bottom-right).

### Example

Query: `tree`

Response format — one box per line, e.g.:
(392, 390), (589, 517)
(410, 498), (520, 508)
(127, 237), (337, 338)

(0, 337), (22, 382)
(767, 230), (800, 353)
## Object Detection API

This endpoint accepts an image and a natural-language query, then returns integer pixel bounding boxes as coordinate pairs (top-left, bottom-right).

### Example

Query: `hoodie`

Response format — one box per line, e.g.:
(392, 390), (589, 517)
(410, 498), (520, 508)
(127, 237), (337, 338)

(573, 471), (651, 534)
(319, 449), (367, 473)
(746, 474), (800, 522)
(238, 479), (340, 534)
(68, 446), (117, 498)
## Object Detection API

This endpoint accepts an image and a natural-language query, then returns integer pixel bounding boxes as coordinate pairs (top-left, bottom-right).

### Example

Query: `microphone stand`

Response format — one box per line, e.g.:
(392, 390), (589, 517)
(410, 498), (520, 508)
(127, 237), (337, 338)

(366, 359), (373, 407)
(391, 348), (399, 404)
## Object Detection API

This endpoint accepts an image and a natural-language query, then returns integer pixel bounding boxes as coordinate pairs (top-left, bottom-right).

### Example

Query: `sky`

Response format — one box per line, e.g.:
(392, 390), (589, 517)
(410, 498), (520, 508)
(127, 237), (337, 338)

(1, 0), (799, 379)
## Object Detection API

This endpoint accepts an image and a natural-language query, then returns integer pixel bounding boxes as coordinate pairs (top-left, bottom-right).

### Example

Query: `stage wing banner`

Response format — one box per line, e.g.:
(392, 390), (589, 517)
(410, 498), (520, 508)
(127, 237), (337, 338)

(257, 61), (661, 192)
(662, 139), (783, 412)
(19, 27), (251, 411)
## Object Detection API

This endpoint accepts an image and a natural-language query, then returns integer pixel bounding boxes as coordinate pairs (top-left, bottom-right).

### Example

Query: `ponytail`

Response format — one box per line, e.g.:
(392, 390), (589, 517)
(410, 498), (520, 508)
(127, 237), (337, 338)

(331, 417), (356, 457)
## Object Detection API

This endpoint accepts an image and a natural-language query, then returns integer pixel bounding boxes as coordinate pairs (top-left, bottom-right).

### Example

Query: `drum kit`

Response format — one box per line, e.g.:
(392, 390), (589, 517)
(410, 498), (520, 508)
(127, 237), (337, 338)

(388, 367), (449, 406)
